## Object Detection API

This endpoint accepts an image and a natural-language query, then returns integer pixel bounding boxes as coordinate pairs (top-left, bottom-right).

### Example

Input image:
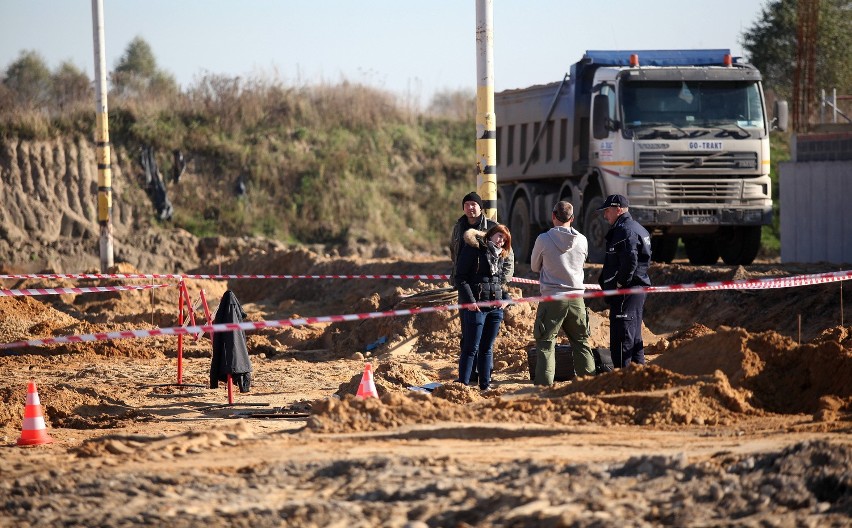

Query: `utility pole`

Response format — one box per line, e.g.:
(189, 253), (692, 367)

(475, 0), (497, 221)
(91, 0), (114, 271)
(793, 0), (820, 132)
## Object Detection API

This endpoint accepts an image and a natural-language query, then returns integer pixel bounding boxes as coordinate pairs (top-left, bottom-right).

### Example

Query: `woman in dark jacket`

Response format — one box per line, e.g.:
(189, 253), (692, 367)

(455, 224), (512, 391)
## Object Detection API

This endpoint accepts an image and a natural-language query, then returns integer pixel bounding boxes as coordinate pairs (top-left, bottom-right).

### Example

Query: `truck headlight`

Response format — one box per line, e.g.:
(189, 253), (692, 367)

(627, 180), (654, 205)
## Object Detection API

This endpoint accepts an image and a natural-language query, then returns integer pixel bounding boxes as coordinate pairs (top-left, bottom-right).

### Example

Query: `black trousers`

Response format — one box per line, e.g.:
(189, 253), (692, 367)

(608, 292), (646, 368)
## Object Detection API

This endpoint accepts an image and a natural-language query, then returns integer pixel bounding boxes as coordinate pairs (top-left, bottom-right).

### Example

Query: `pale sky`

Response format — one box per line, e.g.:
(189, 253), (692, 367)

(1, 0), (769, 105)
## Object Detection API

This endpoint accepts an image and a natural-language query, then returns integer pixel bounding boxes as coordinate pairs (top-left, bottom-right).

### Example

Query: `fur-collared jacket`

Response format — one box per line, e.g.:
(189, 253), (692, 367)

(455, 229), (512, 305)
(449, 214), (514, 288)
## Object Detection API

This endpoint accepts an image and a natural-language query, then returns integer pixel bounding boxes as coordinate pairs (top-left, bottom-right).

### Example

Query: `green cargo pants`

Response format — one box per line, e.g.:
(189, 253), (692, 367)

(533, 297), (595, 385)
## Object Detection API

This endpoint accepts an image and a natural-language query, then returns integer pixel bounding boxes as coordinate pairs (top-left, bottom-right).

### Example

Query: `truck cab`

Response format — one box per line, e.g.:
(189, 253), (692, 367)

(495, 49), (788, 265)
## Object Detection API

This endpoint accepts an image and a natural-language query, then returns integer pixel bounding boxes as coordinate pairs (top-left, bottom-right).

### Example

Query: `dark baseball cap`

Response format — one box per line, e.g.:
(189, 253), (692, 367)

(596, 194), (629, 210)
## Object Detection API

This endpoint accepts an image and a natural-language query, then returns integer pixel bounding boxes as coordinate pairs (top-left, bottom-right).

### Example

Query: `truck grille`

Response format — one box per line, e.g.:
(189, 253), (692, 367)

(655, 180), (743, 204)
(639, 151), (758, 171)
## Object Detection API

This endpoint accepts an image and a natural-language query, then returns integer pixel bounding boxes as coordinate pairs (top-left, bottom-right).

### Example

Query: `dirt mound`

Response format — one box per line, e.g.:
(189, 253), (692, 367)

(646, 323), (715, 354)
(0, 296), (80, 343)
(641, 262), (850, 342)
(811, 325), (852, 348)
(335, 360), (435, 397)
(0, 297), (164, 360)
(0, 381), (152, 431)
(311, 363), (764, 433)
(314, 315), (852, 432)
(653, 326), (765, 384)
(748, 337), (852, 415)
(654, 325), (852, 416)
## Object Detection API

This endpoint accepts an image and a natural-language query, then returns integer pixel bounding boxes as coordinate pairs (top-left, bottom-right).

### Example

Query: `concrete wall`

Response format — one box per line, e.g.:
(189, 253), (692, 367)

(780, 161), (852, 264)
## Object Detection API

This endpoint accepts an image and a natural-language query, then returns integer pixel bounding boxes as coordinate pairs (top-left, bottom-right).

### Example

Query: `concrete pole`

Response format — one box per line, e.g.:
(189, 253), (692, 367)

(475, 0), (497, 221)
(92, 0), (114, 271)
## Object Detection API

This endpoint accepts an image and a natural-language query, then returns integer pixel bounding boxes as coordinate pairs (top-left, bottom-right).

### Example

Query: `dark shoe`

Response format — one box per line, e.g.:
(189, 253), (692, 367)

(479, 384), (492, 392)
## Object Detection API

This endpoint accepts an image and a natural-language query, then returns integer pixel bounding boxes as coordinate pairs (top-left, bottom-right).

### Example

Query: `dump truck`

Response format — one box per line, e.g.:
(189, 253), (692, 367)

(495, 49), (788, 265)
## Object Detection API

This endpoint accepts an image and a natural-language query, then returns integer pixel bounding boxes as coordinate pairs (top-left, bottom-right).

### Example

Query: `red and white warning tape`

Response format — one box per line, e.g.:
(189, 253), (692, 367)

(508, 277), (540, 285)
(1, 270), (849, 350)
(0, 272), (450, 280)
(647, 270), (852, 292)
(0, 272), (541, 284)
(0, 283), (170, 298)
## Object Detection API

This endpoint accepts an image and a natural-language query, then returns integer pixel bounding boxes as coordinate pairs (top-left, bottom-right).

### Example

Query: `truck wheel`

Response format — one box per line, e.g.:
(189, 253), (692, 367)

(583, 195), (608, 264)
(717, 226), (761, 265)
(509, 197), (534, 263)
(683, 236), (719, 265)
(651, 235), (678, 263)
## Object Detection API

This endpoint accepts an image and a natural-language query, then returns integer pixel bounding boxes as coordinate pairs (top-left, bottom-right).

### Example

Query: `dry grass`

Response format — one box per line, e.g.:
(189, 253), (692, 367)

(0, 74), (476, 253)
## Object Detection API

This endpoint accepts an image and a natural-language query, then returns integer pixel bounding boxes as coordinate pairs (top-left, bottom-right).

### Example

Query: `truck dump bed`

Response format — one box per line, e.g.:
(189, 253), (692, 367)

(495, 80), (577, 182)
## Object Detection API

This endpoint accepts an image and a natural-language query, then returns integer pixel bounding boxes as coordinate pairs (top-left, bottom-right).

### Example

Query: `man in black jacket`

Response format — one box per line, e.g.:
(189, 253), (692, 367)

(597, 194), (652, 369)
(449, 192), (514, 384)
(450, 192), (515, 286)
(451, 192), (494, 286)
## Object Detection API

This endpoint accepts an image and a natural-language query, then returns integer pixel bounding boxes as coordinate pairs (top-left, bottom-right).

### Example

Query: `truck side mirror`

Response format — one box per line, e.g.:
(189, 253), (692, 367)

(773, 100), (788, 132)
(593, 94), (610, 139)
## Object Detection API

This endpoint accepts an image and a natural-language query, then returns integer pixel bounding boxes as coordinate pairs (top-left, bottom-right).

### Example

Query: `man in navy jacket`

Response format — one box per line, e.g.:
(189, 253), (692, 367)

(597, 194), (652, 368)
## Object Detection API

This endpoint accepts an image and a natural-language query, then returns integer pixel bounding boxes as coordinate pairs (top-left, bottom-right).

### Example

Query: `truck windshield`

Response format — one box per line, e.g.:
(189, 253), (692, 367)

(621, 80), (765, 132)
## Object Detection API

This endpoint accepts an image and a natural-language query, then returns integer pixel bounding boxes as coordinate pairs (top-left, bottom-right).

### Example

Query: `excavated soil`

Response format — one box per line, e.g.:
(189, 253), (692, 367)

(1, 246), (851, 527)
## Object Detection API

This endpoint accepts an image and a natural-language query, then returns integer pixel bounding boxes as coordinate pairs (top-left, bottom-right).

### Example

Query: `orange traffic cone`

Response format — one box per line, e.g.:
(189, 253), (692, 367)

(355, 363), (379, 399)
(17, 381), (54, 446)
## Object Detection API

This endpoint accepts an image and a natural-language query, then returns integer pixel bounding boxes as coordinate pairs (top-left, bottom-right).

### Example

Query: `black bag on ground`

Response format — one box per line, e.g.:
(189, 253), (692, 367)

(593, 347), (614, 374)
(527, 344), (575, 382)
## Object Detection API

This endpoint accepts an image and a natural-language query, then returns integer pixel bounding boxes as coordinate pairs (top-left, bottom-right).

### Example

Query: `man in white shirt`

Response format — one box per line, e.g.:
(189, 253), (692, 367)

(530, 201), (595, 384)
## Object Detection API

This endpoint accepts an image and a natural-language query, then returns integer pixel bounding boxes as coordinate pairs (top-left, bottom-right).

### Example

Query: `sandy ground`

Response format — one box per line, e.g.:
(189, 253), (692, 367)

(1, 249), (851, 527)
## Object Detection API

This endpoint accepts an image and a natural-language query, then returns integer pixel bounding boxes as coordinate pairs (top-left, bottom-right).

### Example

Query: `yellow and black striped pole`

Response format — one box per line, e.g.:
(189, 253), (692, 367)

(92, 0), (113, 271)
(475, 0), (497, 222)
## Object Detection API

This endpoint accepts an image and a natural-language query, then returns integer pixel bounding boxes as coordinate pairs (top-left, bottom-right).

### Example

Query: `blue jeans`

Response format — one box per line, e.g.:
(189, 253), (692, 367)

(458, 308), (504, 389)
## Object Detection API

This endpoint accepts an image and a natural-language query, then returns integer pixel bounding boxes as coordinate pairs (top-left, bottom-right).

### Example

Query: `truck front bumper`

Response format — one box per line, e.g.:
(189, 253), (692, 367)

(625, 176), (772, 229)
(631, 207), (772, 229)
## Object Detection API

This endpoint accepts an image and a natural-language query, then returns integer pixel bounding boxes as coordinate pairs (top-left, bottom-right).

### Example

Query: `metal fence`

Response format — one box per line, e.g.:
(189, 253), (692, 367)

(780, 160), (852, 264)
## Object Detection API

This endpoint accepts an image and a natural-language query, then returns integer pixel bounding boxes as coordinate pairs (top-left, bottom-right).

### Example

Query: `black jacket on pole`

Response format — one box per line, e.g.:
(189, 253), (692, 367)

(210, 291), (252, 392)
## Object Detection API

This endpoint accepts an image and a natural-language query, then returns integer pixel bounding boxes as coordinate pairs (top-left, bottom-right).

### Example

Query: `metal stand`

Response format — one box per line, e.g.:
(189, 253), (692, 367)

(143, 280), (208, 390)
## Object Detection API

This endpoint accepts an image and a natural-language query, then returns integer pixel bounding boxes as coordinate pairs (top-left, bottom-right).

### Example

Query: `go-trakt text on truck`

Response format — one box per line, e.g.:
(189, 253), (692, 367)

(495, 49), (788, 265)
